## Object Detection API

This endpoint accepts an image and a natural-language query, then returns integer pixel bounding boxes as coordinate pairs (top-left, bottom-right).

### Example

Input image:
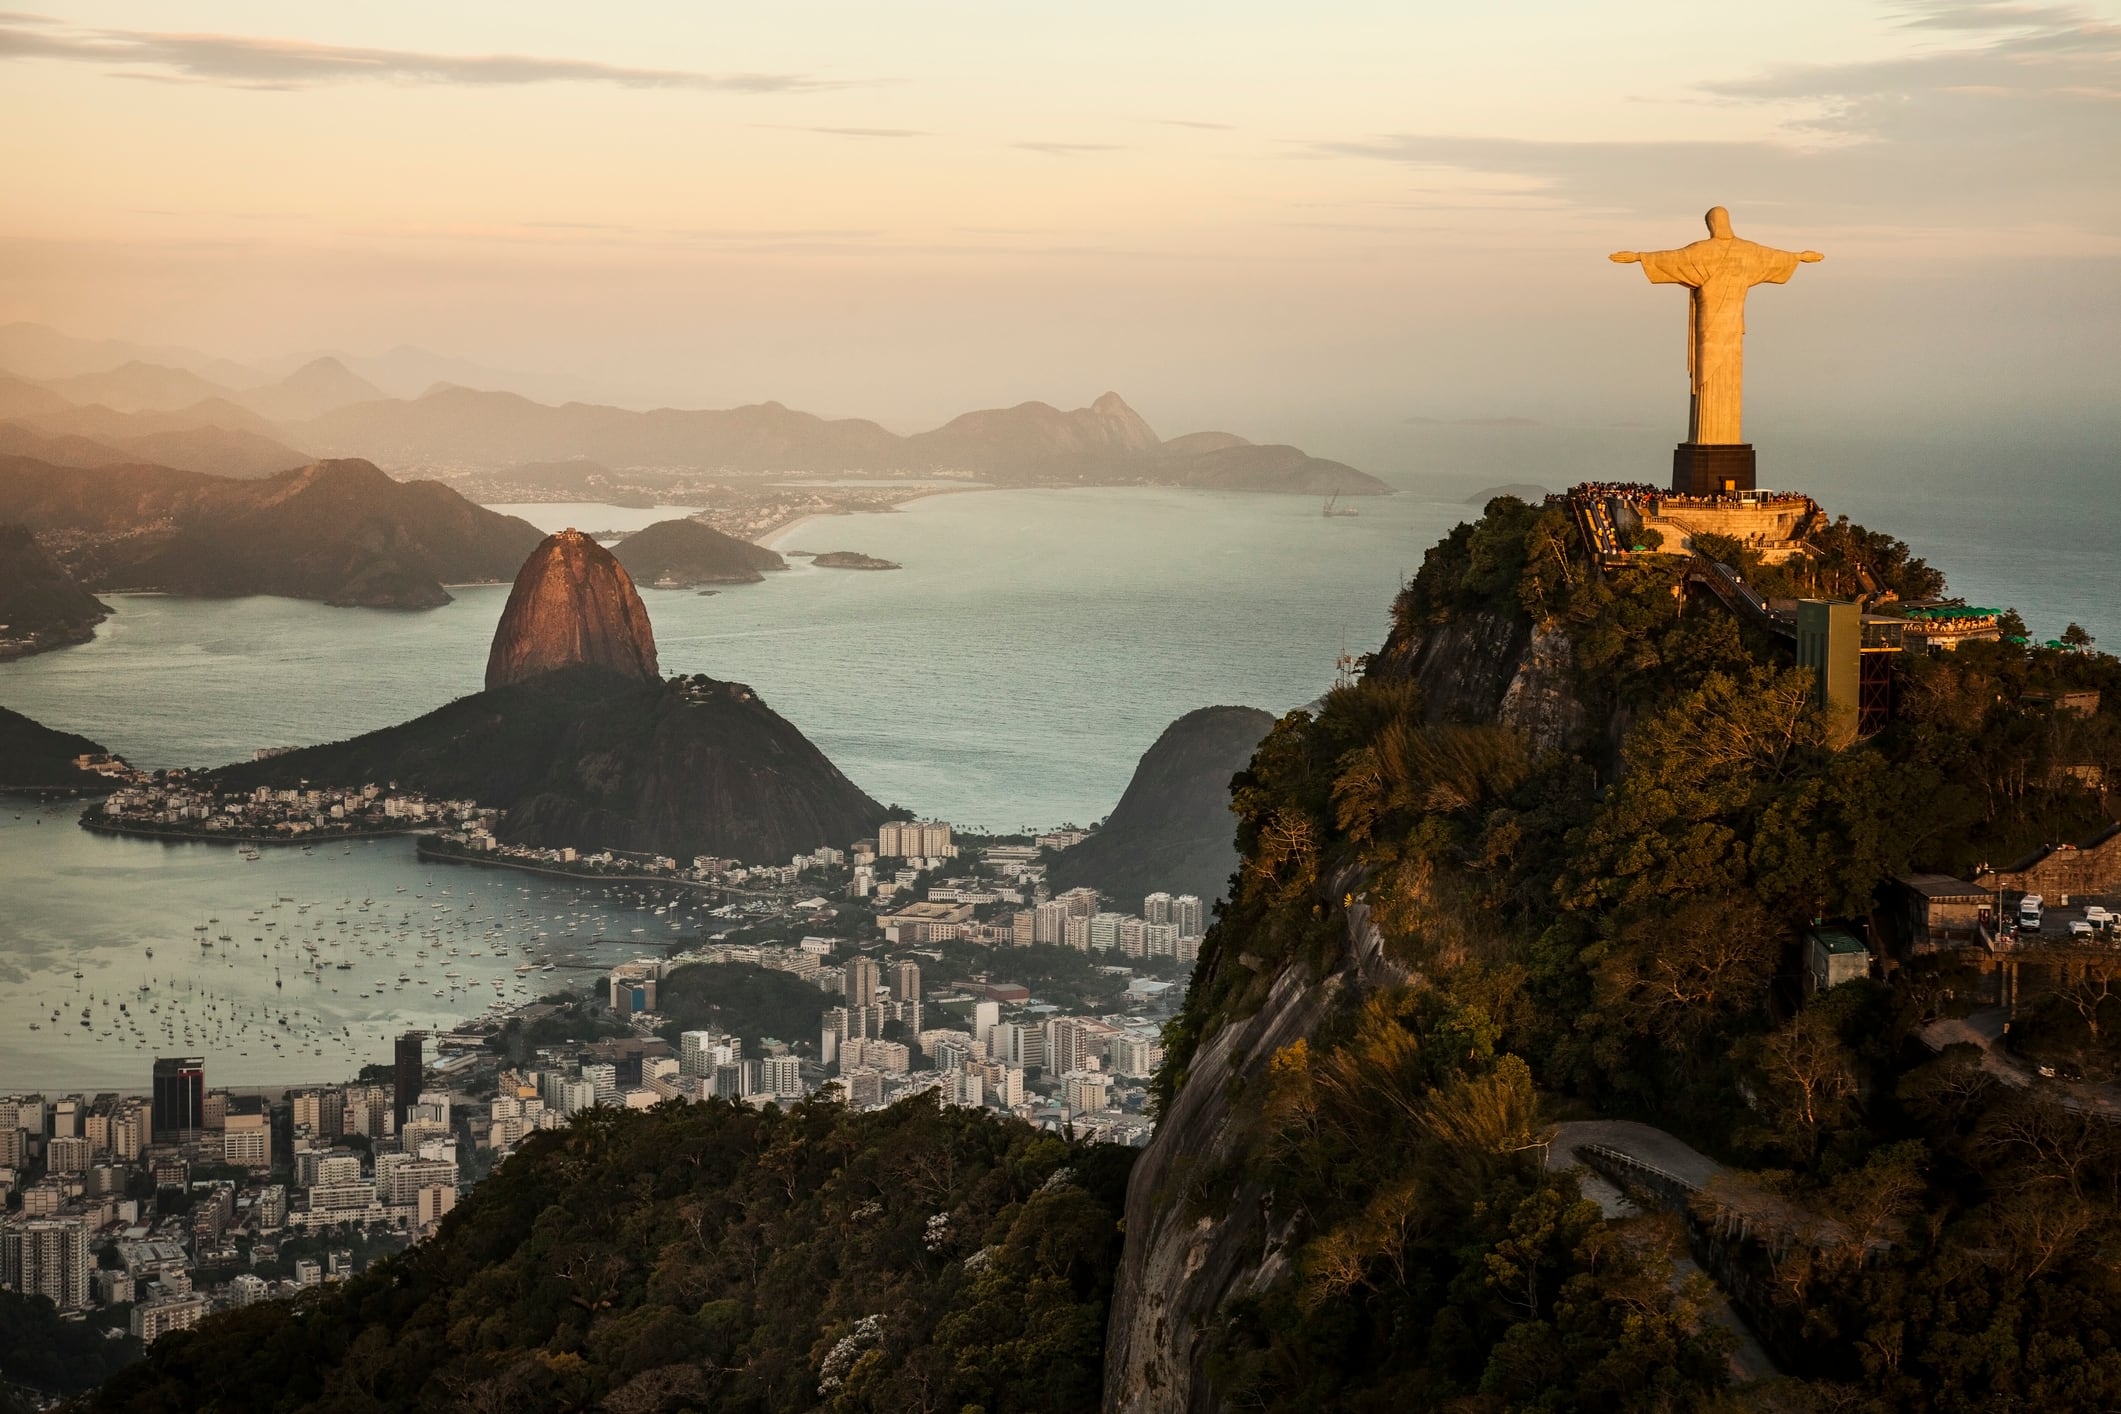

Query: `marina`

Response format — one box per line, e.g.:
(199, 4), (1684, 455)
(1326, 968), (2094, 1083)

(0, 802), (711, 1090)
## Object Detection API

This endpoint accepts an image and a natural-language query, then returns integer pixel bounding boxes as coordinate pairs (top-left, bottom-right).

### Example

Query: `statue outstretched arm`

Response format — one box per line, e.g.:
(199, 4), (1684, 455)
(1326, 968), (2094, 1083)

(1609, 251), (1641, 263)
(1799, 251), (1823, 262)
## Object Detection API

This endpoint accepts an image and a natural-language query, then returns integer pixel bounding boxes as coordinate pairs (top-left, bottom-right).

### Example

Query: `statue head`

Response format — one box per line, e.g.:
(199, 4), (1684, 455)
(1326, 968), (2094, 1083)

(1705, 206), (1734, 239)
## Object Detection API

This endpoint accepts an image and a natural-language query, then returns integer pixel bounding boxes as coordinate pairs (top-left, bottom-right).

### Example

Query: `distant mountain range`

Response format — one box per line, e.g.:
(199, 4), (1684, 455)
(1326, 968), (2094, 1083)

(0, 323), (1390, 494)
(40, 355), (386, 423)
(286, 387), (1392, 493)
(0, 456), (542, 609)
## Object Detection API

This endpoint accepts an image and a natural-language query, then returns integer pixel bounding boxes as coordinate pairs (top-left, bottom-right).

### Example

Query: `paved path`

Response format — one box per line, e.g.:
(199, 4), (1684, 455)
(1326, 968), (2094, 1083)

(1548, 1120), (1779, 1385)
(1919, 1006), (2121, 1116)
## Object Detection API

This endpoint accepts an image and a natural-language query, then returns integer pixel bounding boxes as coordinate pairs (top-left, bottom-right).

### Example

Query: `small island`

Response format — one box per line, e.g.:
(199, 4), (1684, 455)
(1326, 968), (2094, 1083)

(811, 550), (900, 571)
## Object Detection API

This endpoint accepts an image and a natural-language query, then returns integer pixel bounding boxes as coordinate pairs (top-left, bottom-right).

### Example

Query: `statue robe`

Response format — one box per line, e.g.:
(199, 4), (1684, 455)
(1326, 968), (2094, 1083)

(1634, 237), (1801, 445)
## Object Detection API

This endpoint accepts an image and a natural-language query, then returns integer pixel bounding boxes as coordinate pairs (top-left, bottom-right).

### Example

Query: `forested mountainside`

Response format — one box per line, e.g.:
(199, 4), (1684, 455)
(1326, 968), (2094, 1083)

(0, 523), (108, 656)
(216, 667), (886, 866)
(611, 518), (787, 586)
(1049, 705), (1276, 906)
(83, 1098), (1133, 1414)
(0, 704), (116, 791)
(0, 456), (541, 609)
(1111, 495), (2121, 1411)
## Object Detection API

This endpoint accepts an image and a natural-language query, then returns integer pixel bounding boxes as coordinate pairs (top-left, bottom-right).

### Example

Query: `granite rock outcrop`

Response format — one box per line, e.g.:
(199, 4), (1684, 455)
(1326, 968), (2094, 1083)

(485, 529), (659, 690)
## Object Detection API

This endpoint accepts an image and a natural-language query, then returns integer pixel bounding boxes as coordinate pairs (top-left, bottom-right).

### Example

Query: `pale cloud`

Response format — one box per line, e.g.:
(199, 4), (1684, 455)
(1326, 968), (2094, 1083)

(759, 125), (928, 138)
(1310, 1), (2120, 235)
(1012, 141), (1125, 155)
(0, 13), (841, 92)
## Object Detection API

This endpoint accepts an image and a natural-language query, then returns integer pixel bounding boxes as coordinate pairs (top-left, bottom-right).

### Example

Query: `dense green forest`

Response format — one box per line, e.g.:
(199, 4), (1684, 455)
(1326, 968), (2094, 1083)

(1160, 497), (2121, 1410)
(83, 1097), (1131, 1414)
(0, 1291), (139, 1400)
(654, 962), (831, 1049)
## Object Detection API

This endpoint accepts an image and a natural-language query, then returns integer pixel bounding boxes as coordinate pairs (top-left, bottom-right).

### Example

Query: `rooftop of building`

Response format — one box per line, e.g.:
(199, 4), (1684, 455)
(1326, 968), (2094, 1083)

(1897, 873), (1995, 901)
(1808, 927), (1869, 956)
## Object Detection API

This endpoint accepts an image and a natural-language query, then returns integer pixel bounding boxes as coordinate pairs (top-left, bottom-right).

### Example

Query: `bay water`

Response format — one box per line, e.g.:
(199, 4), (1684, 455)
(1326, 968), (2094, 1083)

(0, 486), (1466, 1085)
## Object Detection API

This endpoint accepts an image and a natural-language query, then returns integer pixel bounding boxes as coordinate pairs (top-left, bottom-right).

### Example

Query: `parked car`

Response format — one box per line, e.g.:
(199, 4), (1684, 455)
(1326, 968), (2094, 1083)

(2070, 920), (2096, 939)
(2084, 905), (2114, 928)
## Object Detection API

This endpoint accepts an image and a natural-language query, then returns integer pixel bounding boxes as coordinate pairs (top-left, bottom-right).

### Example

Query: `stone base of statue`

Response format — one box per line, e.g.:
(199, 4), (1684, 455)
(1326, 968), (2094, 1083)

(1672, 442), (1755, 497)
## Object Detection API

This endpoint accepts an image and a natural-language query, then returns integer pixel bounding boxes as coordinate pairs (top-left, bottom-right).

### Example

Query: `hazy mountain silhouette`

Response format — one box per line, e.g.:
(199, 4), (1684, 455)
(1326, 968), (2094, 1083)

(0, 455), (542, 608)
(0, 373), (75, 423)
(40, 360), (236, 414)
(231, 356), (387, 422)
(0, 322), (265, 386)
(39, 355), (385, 422)
(287, 387), (1390, 492)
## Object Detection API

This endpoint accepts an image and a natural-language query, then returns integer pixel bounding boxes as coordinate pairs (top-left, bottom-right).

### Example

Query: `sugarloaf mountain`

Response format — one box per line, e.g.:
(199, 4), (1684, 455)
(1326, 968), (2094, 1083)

(486, 528), (660, 689)
(218, 528), (884, 862)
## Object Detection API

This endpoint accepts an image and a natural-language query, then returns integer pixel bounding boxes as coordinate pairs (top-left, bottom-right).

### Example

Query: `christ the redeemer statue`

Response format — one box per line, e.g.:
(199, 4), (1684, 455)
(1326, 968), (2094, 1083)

(1612, 207), (1821, 478)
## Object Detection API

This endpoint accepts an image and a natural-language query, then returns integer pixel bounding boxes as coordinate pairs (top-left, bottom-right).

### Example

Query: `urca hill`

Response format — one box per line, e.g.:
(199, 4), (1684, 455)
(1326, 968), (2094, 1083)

(220, 529), (884, 863)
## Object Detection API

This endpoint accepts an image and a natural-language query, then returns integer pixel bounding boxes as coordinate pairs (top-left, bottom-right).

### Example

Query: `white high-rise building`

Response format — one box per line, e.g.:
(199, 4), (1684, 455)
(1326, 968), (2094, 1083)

(1172, 895), (1205, 936)
(877, 820), (956, 860)
(1, 1217), (89, 1311)
(680, 1030), (734, 1078)
(1144, 892), (1173, 925)
(761, 1056), (804, 1098)
(996, 1022), (1046, 1071)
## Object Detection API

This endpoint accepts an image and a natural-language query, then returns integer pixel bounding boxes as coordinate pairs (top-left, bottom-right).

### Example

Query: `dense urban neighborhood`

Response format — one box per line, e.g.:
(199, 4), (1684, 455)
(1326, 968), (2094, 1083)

(0, 808), (1204, 1388)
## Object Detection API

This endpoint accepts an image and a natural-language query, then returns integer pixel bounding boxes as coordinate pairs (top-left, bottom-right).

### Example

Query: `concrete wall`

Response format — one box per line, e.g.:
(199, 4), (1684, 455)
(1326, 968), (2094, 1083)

(1978, 825), (2121, 897)
(1641, 502), (1814, 563)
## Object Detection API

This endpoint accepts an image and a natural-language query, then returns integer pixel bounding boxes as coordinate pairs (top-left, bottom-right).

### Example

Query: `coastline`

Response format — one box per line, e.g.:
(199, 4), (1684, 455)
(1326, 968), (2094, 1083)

(758, 485), (983, 549)
(417, 838), (720, 892)
(79, 817), (426, 847)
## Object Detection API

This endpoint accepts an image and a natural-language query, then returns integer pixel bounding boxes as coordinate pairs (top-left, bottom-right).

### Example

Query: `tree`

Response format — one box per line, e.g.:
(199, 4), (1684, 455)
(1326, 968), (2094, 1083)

(1594, 894), (1779, 1047)
(2054, 957), (2121, 1046)
(2062, 622), (2095, 649)
(1753, 1009), (1859, 1161)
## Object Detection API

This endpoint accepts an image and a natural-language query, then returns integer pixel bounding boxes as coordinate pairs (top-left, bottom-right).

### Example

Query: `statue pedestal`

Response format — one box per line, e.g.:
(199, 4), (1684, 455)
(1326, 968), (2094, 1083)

(1672, 443), (1755, 497)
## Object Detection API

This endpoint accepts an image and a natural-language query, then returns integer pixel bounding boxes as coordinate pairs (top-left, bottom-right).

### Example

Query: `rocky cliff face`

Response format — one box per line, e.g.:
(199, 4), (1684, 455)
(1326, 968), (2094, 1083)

(1371, 604), (1585, 754)
(1104, 603), (1586, 1410)
(1105, 868), (1408, 1413)
(485, 529), (659, 690)
(1048, 705), (1274, 906)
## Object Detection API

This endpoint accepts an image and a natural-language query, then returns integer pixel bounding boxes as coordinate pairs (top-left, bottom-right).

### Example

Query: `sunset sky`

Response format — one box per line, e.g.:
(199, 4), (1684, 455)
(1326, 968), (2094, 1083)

(2, 1), (2115, 450)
